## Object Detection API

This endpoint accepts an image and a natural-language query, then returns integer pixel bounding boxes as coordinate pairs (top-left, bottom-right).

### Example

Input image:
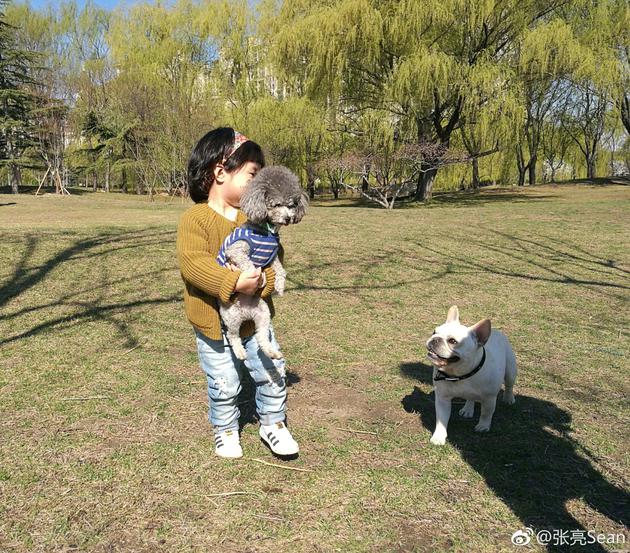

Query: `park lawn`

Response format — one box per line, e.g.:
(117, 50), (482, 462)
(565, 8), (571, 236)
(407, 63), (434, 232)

(0, 184), (628, 552)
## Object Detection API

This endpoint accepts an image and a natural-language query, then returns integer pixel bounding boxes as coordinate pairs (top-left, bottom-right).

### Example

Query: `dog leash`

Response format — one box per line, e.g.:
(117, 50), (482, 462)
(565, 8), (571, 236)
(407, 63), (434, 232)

(434, 347), (486, 382)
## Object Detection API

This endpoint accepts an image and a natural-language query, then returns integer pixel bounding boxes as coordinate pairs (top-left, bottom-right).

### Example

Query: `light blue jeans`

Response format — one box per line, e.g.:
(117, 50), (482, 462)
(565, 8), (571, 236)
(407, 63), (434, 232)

(195, 325), (287, 434)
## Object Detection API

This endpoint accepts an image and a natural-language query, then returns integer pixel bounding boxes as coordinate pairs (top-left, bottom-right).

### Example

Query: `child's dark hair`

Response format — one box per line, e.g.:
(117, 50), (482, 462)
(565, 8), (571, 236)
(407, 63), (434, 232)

(187, 127), (265, 203)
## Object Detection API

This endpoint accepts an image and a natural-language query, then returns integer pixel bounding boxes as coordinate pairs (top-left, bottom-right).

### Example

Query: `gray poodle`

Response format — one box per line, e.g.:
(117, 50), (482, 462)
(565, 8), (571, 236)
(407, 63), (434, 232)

(216, 165), (308, 360)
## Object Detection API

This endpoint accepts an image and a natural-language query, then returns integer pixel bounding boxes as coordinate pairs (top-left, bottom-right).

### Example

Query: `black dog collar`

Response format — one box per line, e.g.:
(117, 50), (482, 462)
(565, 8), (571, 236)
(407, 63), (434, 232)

(434, 348), (486, 382)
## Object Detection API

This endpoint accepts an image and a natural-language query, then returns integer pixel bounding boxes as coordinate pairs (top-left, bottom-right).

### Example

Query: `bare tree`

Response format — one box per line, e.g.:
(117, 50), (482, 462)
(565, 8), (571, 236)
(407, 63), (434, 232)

(313, 156), (353, 199)
(336, 143), (468, 209)
(561, 81), (609, 180)
(34, 99), (69, 194)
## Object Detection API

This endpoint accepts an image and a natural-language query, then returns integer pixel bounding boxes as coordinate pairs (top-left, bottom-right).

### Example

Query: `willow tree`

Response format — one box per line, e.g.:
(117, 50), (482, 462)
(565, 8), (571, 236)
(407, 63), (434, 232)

(107, 0), (221, 193)
(271, 0), (569, 200)
(561, 82), (609, 180)
(241, 96), (328, 197)
(540, 118), (572, 182)
(512, 18), (593, 185)
(53, 0), (113, 190)
(556, 1), (623, 180)
(458, 61), (522, 188)
(596, 0), (629, 136)
(314, 124), (356, 199)
(196, 0), (268, 123)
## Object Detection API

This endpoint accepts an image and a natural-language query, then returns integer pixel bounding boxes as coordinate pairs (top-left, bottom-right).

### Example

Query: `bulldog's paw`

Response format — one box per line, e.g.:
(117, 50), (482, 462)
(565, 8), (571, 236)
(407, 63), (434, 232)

(502, 392), (515, 404)
(430, 433), (447, 446)
(474, 422), (491, 433)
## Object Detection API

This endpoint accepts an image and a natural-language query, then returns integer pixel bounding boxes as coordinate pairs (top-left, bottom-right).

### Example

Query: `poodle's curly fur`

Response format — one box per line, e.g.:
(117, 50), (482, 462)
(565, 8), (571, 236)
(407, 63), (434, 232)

(219, 166), (308, 360)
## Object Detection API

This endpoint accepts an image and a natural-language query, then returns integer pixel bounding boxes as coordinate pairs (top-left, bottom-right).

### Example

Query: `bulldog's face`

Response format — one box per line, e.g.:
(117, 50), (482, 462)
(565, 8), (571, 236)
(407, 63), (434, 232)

(426, 306), (491, 369)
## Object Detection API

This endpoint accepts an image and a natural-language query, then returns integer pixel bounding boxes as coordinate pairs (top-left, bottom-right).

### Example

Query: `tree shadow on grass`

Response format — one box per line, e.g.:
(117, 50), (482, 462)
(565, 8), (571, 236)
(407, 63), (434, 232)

(284, 227), (628, 302)
(0, 228), (175, 310)
(0, 228), (178, 348)
(408, 230), (629, 300)
(310, 189), (555, 209)
(557, 177), (630, 187)
(0, 185), (101, 196)
(423, 190), (555, 207)
(400, 361), (630, 552)
(0, 293), (180, 348)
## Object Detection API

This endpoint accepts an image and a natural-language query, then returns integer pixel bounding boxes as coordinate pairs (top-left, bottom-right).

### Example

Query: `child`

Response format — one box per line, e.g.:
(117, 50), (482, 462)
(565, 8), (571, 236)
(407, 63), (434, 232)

(176, 127), (299, 459)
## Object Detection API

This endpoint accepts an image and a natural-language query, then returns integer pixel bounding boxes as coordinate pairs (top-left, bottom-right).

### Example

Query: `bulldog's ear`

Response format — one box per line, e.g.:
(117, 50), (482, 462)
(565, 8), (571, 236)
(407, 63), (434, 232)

(470, 319), (491, 346)
(446, 305), (459, 323)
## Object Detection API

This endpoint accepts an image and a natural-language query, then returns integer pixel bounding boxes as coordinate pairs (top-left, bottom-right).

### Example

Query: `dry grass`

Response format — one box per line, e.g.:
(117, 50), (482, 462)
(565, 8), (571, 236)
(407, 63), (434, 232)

(0, 184), (628, 552)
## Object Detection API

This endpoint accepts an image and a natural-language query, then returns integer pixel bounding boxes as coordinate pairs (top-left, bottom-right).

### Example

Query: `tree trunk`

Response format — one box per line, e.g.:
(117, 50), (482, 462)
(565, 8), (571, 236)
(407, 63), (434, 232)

(621, 93), (630, 136)
(415, 168), (437, 201)
(361, 164), (370, 193)
(528, 154), (537, 185)
(121, 168), (128, 193)
(105, 161), (110, 193)
(306, 164), (316, 199)
(516, 145), (528, 186)
(471, 157), (480, 189)
(10, 163), (21, 194)
(586, 155), (596, 179)
(610, 148), (615, 176)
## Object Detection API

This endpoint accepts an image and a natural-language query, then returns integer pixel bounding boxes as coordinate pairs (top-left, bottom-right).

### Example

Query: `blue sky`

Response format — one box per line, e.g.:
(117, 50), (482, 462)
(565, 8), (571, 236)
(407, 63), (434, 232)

(26, 0), (173, 10)
(26, 0), (257, 9)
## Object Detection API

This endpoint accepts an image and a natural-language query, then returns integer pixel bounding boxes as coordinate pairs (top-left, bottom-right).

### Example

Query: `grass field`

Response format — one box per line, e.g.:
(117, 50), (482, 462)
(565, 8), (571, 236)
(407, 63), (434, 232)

(0, 184), (628, 552)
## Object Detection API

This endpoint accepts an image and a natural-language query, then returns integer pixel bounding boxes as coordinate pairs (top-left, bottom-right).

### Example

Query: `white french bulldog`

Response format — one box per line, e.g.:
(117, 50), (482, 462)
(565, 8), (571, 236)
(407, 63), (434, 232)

(426, 306), (517, 445)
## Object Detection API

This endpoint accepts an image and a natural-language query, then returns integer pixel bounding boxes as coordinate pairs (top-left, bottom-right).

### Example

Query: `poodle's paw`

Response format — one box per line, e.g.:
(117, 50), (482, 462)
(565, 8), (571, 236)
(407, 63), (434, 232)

(474, 421), (491, 433)
(263, 348), (283, 360)
(459, 404), (475, 418)
(233, 344), (247, 360)
(430, 433), (447, 446)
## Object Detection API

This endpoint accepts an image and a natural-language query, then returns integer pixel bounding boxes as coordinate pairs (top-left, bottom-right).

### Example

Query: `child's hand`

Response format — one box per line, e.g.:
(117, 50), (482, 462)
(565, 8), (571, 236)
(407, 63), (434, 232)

(235, 268), (262, 295)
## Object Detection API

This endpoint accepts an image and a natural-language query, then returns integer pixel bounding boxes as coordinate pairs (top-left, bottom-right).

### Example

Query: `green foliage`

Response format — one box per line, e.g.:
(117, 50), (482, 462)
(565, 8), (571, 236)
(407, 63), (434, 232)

(2, 0), (627, 197)
(0, 0), (43, 191)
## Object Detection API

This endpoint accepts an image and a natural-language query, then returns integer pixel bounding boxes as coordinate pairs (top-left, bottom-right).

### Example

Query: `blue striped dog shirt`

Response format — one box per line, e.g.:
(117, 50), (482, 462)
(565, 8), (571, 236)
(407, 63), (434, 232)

(217, 224), (280, 268)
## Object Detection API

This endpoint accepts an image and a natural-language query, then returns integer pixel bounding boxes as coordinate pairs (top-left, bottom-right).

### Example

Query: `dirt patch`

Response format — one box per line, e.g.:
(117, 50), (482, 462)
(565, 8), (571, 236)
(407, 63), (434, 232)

(390, 521), (451, 553)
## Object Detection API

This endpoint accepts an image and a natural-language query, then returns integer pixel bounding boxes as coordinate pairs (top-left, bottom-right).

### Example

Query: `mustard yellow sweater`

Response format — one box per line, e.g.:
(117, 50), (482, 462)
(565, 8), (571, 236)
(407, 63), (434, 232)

(176, 203), (279, 340)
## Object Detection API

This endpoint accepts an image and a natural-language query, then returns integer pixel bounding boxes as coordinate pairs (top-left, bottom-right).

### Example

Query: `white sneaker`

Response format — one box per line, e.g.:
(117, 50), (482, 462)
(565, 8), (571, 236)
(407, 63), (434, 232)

(214, 430), (243, 459)
(259, 422), (299, 456)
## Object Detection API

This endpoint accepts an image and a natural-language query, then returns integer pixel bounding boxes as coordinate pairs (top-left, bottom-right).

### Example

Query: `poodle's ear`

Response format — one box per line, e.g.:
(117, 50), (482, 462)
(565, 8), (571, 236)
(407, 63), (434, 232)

(293, 190), (309, 223)
(240, 177), (268, 224)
